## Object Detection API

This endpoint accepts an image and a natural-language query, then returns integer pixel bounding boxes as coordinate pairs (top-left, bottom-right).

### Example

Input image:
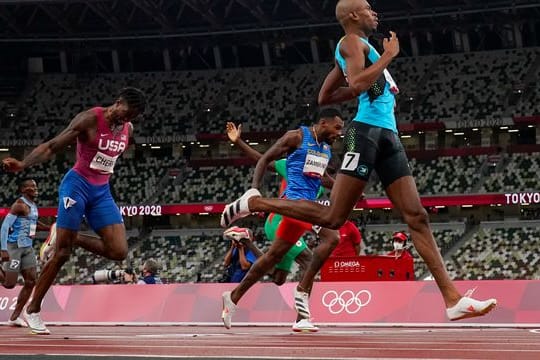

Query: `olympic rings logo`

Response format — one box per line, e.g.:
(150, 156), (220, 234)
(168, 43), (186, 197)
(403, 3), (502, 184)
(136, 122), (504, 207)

(321, 290), (372, 314)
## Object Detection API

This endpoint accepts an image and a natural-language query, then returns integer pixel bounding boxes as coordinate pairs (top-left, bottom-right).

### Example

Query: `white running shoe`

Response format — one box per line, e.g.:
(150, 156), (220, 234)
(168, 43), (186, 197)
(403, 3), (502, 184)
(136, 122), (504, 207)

(221, 291), (237, 329)
(23, 311), (50, 335)
(446, 289), (497, 321)
(294, 288), (311, 320)
(39, 222), (57, 261)
(220, 188), (261, 228)
(223, 226), (253, 242)
(7, 317), (27, 327)
(292, 318), (319, 333)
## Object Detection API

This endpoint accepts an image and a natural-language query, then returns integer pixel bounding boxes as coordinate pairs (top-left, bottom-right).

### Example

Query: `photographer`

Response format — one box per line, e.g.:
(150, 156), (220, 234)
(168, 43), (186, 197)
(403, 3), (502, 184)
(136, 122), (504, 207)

(137, 258), (163, 284)
(222, 227), (257, 283)
(92, 259), (162, 284)
(92, 267), (135, 284)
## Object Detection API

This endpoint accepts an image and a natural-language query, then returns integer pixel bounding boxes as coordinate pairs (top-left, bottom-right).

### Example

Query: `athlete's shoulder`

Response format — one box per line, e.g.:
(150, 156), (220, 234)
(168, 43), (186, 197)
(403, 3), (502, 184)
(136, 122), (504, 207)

(282, 129), (303, 146)
(11, 199), (28, 215)
(126, 121), (134, 134)
(69, 108), (98, 129)
(339, 34), (369, 57)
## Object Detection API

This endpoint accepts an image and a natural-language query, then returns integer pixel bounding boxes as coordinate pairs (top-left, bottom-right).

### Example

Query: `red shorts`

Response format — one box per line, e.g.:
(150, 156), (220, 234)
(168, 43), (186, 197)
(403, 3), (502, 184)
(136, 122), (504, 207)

(275, 215), (313, 244)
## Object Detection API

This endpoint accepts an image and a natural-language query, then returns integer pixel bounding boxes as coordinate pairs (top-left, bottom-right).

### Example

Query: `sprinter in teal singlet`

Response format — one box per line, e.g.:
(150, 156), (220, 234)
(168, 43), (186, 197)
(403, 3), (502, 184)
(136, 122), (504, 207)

(222, 0), (497, 322)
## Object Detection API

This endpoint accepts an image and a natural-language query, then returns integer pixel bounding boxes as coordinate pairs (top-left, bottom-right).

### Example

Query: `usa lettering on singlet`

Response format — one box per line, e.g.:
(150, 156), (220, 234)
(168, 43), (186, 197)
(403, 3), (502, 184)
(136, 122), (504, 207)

(72, 107), (130, 184)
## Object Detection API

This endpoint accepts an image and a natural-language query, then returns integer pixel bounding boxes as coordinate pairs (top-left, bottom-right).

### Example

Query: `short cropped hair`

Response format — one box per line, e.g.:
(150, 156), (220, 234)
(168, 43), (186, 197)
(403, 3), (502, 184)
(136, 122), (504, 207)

(318, 108), (343, 121)
(18, 178), (35, 193)
(143, 258), (160, 275)
(117, 87), (147, 114)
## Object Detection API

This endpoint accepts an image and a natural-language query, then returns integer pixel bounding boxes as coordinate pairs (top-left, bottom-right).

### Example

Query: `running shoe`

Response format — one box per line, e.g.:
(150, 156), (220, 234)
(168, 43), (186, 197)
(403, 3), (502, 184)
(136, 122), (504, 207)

(7, 317), (27, 327)
(221, 291), (237, 329)
(223, 226), (253, 242)
(220, 188), (261, 227)
(446, 288), (497, 321)
(23, 310), (50, 335)
(294, 287), (311, 320)
(292, 318), (319, 332)
(39, 222), (57, 261)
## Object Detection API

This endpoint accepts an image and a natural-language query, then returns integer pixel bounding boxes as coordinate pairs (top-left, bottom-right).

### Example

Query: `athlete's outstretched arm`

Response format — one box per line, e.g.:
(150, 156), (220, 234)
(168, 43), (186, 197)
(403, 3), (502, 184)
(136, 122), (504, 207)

(226, 122), (276, 171)
(2, 111), (96, 172)
(251, 130), (301, 189)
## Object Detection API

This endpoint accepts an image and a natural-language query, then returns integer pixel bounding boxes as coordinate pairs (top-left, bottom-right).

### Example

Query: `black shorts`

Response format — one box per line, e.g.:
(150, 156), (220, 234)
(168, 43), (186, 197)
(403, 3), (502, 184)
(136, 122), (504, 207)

(338, 122), (411, 188)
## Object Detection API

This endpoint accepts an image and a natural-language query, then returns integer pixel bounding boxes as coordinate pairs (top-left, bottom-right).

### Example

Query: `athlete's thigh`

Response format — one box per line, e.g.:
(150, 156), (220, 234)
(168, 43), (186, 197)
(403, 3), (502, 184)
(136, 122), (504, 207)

(275, 216), (312, 245)
(57, 172), (89, 231)
(334, 122), (374, 221)
(2, 245), (22, 287)
(20, 247), (37, 271)
(266, 236), (297, 262)
(327, 174), (366, 224)
(374, 131), (411, 189)
(95, 223), (127, 253)
(276, 237), (308, 272)
(85, 186), (124, 233)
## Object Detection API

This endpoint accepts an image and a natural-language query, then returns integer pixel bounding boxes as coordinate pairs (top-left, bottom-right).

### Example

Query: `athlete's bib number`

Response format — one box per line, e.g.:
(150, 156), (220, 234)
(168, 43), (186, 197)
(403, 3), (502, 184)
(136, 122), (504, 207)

(90, 151), (119, 174)
(29, 223), (36, 237)
(341, 152), (360, 171)
(303, 152), (329, 178)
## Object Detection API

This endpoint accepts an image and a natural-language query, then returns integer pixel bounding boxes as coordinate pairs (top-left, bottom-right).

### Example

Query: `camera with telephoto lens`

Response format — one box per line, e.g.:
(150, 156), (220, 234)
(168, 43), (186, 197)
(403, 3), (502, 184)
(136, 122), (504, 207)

(92, 268), (134, 283)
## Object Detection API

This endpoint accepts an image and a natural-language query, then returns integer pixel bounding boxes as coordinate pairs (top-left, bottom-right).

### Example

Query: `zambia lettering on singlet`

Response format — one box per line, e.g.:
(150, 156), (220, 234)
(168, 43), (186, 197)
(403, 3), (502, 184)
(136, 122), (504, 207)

(303, 149), (330, 178)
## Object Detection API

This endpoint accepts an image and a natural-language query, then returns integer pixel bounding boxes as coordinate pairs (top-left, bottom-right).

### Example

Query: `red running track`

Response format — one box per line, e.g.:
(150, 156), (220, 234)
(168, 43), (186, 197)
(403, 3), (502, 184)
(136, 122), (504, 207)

(1, 325), (539, 359)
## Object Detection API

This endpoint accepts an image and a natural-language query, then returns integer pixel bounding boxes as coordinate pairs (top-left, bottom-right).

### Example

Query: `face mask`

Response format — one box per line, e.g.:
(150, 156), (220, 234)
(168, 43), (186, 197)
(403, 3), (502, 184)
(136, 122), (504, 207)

(393, 241), (405, 251)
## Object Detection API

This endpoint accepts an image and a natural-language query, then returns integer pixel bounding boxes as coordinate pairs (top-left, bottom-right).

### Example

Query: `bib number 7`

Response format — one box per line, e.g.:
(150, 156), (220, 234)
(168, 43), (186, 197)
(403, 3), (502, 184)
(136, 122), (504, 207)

(341, 152), (360, 171)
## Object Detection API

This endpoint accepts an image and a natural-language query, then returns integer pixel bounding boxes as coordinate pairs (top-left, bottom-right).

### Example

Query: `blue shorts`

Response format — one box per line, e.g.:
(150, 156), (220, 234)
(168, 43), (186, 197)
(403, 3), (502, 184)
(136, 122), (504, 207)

(57, 169), (123, 232)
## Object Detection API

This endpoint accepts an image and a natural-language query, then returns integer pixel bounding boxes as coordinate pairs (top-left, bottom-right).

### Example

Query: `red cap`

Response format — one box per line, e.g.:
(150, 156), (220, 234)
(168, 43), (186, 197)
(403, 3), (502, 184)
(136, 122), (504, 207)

(392, 231), (408, 242)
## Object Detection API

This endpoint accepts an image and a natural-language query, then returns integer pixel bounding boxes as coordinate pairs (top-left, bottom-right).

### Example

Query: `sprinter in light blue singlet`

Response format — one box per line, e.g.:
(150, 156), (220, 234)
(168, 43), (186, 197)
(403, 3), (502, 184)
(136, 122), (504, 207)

(0, 178), (51, 327)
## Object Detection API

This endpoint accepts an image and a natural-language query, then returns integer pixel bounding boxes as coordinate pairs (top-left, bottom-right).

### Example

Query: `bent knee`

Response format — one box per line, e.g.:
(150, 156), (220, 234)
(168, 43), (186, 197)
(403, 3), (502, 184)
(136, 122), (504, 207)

(325, 217), (347, 230)
(315, 212), (346, 229)
(107, 248), (128, 261)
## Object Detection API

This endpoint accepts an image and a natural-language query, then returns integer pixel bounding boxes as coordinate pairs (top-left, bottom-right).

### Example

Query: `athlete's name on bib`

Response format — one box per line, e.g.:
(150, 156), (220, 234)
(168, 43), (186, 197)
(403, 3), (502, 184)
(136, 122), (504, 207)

(305, 159), (327, 168)
(303, 149), (329, 178)
(90, 151), (119, 174)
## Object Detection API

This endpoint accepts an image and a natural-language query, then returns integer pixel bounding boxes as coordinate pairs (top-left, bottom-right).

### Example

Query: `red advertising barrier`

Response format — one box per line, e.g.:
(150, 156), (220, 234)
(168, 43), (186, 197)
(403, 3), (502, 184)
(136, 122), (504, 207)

(3, 192), (539, 217)
(0, 281), (538, 325)
(321, 255), (415, 282)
